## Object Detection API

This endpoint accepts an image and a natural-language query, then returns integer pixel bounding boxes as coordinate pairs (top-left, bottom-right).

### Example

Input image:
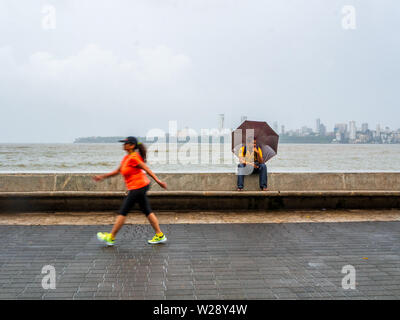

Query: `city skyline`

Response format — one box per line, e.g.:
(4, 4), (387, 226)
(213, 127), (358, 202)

(214, 115), (400, 136)
(74, 115), (400, 145)
(168, 114), (400, 144)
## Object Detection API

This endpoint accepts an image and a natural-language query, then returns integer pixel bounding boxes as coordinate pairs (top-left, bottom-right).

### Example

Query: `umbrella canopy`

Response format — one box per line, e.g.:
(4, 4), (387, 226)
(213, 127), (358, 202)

(231, 120), (279, 163)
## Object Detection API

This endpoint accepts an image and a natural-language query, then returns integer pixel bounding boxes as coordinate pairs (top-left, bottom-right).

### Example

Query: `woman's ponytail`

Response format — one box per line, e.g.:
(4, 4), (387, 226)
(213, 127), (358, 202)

(136, 142), (147, 163)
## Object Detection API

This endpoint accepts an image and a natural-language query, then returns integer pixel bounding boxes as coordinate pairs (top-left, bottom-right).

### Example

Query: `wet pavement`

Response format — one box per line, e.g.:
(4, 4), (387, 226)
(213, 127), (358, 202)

(1, 220), (400, 300)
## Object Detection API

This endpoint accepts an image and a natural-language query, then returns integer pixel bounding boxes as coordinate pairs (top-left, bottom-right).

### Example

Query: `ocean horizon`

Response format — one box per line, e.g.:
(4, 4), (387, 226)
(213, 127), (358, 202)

(1, 143), (400, 173)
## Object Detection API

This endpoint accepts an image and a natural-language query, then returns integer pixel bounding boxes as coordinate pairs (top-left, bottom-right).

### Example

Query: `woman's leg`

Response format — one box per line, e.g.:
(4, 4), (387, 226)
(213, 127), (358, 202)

(138, 185), (166, 243)
(138, 185), (162, 234)
(111, 215), (126, 238)
(112, 190), (136, 237)
(147, 212), (162, 234)
(147, 212), (167, 244)
(98, 190), (135, 245)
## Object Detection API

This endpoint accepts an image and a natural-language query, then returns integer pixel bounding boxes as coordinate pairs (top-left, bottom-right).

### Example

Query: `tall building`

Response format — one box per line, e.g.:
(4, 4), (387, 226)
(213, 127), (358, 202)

(218, 114), (224, 130)
(281, 125), (285, 135)
(240, 115), (247, 124)
(315, 118), (321, 134)
(376, 124), (381, 137)
(349, 121), (356, 140)
(361, 123), (368, 133)
(319, 123), (327, 136)
(334, 123), (348, 134)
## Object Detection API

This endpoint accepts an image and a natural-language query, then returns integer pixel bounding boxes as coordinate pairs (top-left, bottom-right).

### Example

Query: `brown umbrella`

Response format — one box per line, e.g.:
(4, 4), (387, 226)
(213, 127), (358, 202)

(231, 120), (279, 163)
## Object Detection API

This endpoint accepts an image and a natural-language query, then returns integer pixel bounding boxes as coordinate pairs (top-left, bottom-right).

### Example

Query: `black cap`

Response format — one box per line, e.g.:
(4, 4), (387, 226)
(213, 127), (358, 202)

(118, 136), (138, 144)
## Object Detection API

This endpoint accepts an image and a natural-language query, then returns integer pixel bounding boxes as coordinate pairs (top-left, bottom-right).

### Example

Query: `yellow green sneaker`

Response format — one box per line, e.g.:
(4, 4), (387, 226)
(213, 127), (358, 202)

(97, 232), (115, 246)
(148, 234), (167, 244)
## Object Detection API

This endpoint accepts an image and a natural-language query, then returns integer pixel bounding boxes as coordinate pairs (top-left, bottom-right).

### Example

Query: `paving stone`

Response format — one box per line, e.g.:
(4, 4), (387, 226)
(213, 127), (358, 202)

(196, 294), (220, 299)
(1, 222), (400, 299)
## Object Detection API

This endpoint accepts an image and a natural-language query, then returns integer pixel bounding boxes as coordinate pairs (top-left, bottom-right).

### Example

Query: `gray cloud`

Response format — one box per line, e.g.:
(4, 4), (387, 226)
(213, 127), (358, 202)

(0, 0), (399, 142)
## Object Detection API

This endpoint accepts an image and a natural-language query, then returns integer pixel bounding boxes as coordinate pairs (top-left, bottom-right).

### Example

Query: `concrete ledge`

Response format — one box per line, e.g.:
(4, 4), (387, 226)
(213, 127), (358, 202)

(1, 173), (400, 211)
(1, 190), (400, 197)
(1, 190), (400, 212)
(1, 172), (400, 192)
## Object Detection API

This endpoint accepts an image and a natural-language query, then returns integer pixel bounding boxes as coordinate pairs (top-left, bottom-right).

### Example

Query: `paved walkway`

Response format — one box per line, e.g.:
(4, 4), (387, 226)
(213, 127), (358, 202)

(1, 220), (400, 299)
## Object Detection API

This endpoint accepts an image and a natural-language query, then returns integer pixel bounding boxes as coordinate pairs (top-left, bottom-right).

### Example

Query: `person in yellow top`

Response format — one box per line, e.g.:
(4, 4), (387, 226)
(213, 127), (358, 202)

(237, 138), (268, 191)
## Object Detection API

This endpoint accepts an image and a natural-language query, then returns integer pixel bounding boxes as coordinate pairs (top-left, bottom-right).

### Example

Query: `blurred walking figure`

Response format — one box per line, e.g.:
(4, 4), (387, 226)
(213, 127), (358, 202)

(93, 136), (167, 246)
(237, 138), (268, 191)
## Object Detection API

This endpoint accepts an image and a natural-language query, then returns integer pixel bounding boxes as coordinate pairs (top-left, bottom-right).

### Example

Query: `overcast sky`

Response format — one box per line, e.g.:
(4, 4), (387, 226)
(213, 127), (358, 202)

(1, 0), (399, 142)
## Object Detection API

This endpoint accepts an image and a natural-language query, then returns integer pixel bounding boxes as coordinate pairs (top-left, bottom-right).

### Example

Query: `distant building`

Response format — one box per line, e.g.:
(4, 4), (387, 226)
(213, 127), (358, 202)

(376, 124), (381, 137)
(333, 123), (348, 142)
(361, 123), (368, 133)
(240, 115), (247, 124)
(334, 123), (348, 134)
(301, 126), (313, 136)
(245, 120), (400, 144)
(315, 118), (321, 134)
(218, 114), (224, 130)
(319, 123), (327, 136)
(349, 121), (356, 140)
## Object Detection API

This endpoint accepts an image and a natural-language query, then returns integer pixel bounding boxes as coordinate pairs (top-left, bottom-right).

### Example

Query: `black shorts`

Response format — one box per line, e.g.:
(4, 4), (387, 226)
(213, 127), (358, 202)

(119, 184), (152, 216)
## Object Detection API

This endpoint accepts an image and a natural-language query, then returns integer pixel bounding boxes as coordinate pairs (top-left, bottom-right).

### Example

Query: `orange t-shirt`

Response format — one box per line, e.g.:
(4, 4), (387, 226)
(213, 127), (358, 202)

(119, 152), (150, 190)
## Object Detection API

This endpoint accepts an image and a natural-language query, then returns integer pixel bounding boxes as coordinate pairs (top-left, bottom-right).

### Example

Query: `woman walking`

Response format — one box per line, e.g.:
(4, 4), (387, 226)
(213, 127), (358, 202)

(93, 136), (167, 246)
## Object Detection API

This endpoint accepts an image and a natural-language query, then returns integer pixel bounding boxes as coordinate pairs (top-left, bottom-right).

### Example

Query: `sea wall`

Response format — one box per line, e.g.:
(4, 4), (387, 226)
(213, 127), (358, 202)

(1, 172), (400, 192)
(1, 173), (399, 211)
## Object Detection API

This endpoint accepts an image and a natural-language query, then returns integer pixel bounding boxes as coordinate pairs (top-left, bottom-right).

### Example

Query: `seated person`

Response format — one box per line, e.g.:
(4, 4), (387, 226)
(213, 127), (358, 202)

(237, 138), (268, 191)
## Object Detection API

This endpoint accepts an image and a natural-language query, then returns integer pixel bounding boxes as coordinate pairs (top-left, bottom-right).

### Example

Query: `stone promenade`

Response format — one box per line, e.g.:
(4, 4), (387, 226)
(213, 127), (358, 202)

(1, 219), (400, 299)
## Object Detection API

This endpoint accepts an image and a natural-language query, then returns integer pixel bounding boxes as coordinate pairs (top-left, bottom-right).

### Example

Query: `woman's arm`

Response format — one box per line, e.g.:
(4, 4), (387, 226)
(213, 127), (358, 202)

(93, 166), (121, 181)
(137, 162), (167, 189)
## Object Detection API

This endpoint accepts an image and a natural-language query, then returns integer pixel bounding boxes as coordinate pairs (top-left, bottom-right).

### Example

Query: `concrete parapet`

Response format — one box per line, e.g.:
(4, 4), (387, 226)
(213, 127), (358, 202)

(1, 173), (399, 211)
(1, 172), (400, 192)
